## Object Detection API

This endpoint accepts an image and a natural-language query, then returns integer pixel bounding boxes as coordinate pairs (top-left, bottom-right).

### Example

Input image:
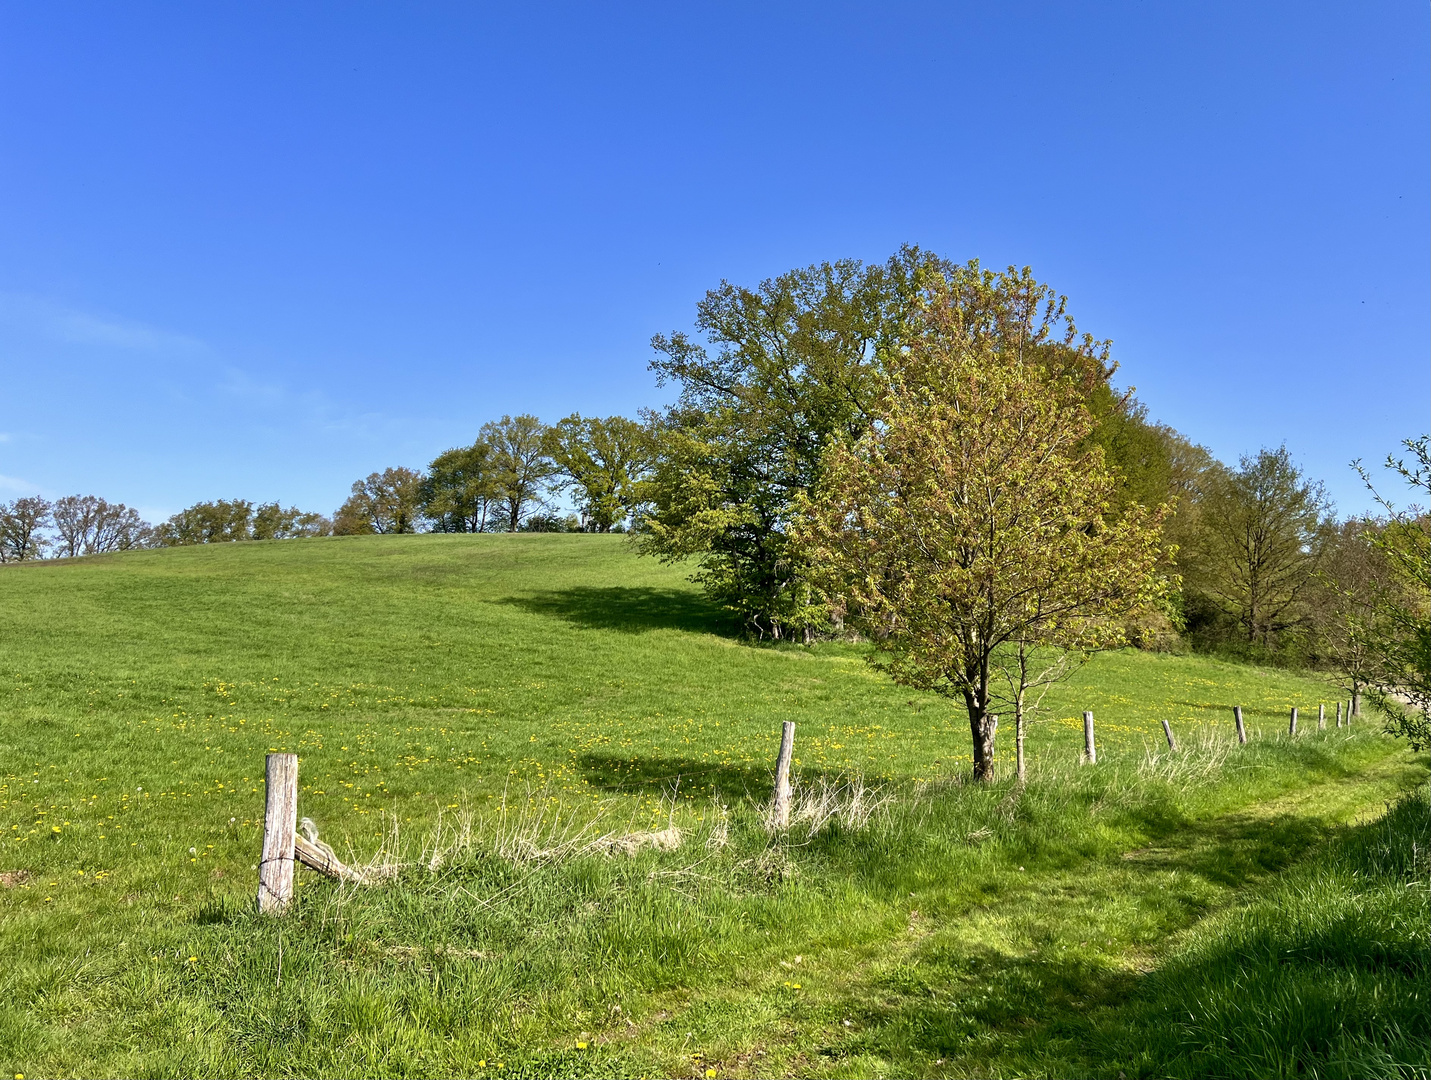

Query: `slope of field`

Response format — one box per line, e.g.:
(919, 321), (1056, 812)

(0, 534), (1425, 1077)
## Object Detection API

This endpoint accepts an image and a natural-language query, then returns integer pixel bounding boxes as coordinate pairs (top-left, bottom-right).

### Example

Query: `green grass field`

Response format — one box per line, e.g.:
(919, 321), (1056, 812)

(1, 534), (1426, 1078)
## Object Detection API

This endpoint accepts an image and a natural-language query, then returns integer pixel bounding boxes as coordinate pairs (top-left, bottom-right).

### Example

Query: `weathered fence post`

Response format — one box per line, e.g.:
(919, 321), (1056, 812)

(1083, 711), (1096, 764)
(1289, 707), (1298, 736)
(771, 721), (795, 828)
(1318, 703), (1325, 731)
(258, 752), (299, 914)
(1336, 700), (1343, 728)
(990, 714), (999, 755)
(1161, 718), (1177, 751)
(1234, 705), (1247, 745)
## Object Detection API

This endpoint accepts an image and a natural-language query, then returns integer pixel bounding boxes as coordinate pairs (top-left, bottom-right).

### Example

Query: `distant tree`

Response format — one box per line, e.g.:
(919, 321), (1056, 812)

(1310, 516), (1397, 714)
(422, 441), (498, 532)
(797, 275), (1168, 781)
(157, 499), (254, 545)
(0, 497), (52, 562)
(481, 415), (554, 531)
(544, 414), (651, 531)
(520, 512), (582, 533)
(1356, 436), (1431, 750)
(52, 495), (153, 556)
(1181, 447), (1332, 649)
(334, 468), (425, 535)
(251, 503), (331, 540)
(156, 499), (329, 545)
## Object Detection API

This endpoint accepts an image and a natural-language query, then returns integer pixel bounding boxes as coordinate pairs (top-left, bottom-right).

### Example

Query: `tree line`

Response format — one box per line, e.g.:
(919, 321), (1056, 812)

(3, 246), (1425, 767)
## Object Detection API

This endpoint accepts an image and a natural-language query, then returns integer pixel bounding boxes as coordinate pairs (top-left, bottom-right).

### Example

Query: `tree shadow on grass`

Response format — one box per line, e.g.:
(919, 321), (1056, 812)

(500, 586), (737, 636)
(576, 751), (776, 799)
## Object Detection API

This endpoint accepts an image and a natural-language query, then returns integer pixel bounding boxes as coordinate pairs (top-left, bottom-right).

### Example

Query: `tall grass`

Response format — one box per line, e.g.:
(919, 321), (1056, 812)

(1121, 784), (1431, 1080)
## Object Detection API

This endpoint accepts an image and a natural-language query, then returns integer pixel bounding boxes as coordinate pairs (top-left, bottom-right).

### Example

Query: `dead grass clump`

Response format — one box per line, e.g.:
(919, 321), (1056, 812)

(766, 773), (893, 837)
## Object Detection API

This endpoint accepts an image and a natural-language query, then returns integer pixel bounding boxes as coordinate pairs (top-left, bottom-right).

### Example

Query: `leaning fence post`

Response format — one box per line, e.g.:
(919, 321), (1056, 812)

(1083, 711), (1096, 764)
(1161, 718), (1177, 751)
(1289, 707), (1298, 737)
(1318, 703), (1325, 731)
(771, 721), (795, 828)
(1336, 700), (1343, 728)
(1234, 706), (1247, 745)
(258, 752), (299, 914)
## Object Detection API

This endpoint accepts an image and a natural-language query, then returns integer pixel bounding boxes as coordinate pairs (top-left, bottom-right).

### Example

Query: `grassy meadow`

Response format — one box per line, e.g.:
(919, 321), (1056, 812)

(0, 534), (1426, 1078)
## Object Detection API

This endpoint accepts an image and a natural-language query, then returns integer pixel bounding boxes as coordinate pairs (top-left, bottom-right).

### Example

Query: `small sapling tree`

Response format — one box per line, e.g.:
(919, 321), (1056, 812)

(797, 270), (1168, 780)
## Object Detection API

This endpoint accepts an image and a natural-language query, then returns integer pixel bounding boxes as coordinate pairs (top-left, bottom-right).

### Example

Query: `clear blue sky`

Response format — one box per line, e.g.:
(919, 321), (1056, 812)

(1, 2), (1426, 523)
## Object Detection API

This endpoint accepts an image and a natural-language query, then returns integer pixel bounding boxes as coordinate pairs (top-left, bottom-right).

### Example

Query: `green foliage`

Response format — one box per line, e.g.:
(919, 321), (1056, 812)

(158, 499), (330, 545)
(639, 245), (952, 638)
(480, 414), (555, 532)
(797, 266), (1169, 779)
(544, 413), (650, 532)
(334, 467), (425, 535)
(1359, 435), (1431, 750)
(422, 442), (499, 533)
(1181, 445), (1333, 652)
(0, 534), (1419, 1077)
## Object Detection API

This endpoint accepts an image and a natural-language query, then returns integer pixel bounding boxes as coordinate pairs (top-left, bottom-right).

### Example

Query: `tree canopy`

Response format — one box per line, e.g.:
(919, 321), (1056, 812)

(796, 267), (1168, 780)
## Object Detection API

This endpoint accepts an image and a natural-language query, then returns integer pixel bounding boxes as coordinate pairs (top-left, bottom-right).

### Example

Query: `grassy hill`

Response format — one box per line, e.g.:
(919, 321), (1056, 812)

(0, 535), (1426, 1077)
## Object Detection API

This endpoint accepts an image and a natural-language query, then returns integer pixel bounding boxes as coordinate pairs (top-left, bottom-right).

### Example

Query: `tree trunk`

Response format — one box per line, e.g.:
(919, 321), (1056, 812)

(969, 708), (996, 781)
(1015, 706), (1026, 783)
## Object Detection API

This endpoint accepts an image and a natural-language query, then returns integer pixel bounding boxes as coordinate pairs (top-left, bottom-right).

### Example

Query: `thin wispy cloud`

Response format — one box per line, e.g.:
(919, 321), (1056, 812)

(0, 293), (207, 355)
(0, 473), (43, 494)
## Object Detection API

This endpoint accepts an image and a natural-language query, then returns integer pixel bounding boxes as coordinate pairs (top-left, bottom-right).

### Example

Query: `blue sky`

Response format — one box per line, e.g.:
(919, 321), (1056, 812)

(1, 2), (1426, 523)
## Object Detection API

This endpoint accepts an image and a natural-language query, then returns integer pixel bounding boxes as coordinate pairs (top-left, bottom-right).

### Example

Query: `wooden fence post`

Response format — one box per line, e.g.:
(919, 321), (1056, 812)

(258, 752), (299, 914)
(1289, 707), (1298, 736)
(1336, 700), (1343, 728)
(1318, 703), (1325, 731)
(1083, 711), (1096, 764)
(1161, 718), (1177, 751)
(1234, 705), (1247, 745)
(771, 722), (795, 828)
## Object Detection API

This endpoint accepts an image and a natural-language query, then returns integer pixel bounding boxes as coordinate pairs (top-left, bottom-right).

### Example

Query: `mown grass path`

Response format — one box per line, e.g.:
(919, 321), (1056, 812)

(586, 753), (1425, 1079)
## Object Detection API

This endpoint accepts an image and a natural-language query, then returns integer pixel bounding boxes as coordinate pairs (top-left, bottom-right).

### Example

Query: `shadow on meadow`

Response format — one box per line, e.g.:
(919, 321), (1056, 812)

(575, 750), (775, 799)
(500, 586), (735, 636)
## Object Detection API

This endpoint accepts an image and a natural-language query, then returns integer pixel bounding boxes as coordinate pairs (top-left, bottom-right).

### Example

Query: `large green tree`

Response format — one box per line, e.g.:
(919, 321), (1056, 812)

(1181, 446), (1332, 649)
(334, 468), (425, 535)
(638, 246), (953, 638)
(480, 415), (554, 532)
(422, 442), (499, 532)
(544, 414), (650, 532)
(796, 271), (1168, 780)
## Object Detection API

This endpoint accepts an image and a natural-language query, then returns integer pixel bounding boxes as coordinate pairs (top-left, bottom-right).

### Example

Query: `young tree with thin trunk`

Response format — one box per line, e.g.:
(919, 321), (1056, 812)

(797, 271), (1168, 781)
